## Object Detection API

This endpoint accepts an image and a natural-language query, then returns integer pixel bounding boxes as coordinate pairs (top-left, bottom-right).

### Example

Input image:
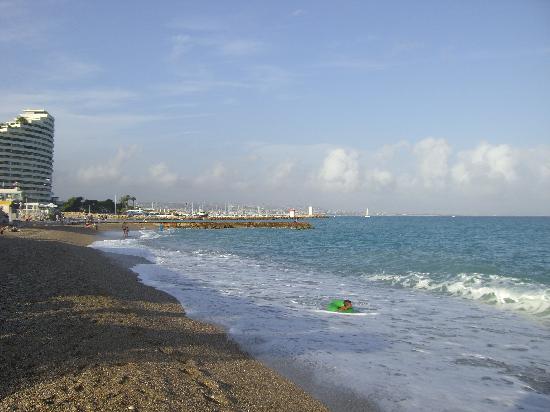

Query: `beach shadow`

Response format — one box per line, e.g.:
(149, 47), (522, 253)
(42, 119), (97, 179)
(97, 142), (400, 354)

(0, 235), (380, 411)
(0, 237), (251, 401)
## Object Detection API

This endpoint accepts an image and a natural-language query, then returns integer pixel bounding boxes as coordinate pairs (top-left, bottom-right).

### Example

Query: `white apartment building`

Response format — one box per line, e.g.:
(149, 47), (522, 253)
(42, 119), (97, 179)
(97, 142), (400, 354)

(0, 109), (54, 202)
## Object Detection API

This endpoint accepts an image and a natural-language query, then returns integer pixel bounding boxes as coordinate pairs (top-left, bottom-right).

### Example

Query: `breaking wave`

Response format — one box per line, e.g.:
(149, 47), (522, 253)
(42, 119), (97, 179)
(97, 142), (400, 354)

(368, 272), (550, 318)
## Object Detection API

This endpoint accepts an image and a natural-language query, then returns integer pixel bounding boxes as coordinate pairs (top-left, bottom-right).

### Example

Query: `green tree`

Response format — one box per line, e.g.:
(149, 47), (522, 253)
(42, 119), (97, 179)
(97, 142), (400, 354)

(118, 194), (136, 211)
(16, 116), (28, 125)
(61, 196), (83, 212)
(98, 199), (115, 213)
(82, 199), (100, 213)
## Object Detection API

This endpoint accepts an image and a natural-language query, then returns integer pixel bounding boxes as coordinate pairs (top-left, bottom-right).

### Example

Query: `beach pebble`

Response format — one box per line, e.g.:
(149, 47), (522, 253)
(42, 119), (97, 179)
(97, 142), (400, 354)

(0, 229), (330, 412)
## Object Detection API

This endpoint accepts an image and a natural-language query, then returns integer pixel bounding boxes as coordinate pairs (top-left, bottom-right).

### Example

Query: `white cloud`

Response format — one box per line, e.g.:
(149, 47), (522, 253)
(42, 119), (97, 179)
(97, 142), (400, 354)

(291, 9), (305, 17)
(211, 163), (226, 178)
(450, 162), (469, 185)
(48, 133), (549, 215)
(168, 33), (263, 60)
(452, 142), (517, 184)
(316, 57), (386, 70)
(195, 163), (227, 184)
(247, 65), (293, 92)
(59, 110), (165, 126)
(391, 41), (424, 55)
(374, 140), (410, 161)
(157, 79), (249, 95)
(78, 146), (138, 182)
(38, 55), (102, 81)
(69, 89), (138, 108)
(149, 162), (179, 186)
(318, 148), (359, 191)
(170, 34), (194, 59)
(269, 160), (294, 185)
(0, 88), (138, 115)
(167, 16), (223, 32)
(0, 1), (50, 45)
(539, 149), (550, 179)
(366, 169), (393, 189)
(219, 39), (263, 56)
(156, 66), (292, 98)
(413, 138), (451, 187)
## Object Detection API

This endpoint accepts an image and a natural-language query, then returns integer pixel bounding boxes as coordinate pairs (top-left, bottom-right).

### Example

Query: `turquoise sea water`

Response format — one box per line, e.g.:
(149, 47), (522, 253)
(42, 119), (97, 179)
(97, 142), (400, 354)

(165, 216), (550, 293)
(94, 217), (550, 411)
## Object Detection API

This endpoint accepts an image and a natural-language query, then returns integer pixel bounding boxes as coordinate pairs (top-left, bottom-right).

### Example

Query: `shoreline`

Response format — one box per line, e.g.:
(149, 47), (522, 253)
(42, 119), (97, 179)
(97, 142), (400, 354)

(0, 226), (331, 411)
(91, 229), (378, 412)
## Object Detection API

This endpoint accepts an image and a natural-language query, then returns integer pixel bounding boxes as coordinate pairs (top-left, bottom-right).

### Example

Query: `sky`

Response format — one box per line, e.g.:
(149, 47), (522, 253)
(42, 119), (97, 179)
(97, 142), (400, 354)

(1, 0), (549, 215)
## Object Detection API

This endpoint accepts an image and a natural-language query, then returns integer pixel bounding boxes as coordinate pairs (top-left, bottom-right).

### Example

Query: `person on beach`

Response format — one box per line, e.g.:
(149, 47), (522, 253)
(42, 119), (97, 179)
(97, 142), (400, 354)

(122, 222), (129, 238)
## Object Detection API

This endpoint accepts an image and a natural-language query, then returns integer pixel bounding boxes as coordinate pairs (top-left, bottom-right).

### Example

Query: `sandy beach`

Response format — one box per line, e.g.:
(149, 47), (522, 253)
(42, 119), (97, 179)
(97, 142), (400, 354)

(0, 226), (329, 411)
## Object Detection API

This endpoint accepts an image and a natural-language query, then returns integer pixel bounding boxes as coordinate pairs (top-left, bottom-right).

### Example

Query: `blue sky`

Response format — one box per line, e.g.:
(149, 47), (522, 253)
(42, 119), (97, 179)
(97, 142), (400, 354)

(1, 0), (549, 214)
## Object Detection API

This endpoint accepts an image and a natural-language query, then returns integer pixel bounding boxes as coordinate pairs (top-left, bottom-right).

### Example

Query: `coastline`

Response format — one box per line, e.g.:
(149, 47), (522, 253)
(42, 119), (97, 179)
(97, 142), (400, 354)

(0, 226), (329, 411)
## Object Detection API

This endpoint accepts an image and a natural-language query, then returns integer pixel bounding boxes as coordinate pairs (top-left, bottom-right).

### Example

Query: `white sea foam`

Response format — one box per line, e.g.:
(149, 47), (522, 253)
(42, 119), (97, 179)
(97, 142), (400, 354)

(91, 232), (550, 412)
(313, 309), (375, 316)
(91, 237), (155, 261)
(368, 272), (550, 318)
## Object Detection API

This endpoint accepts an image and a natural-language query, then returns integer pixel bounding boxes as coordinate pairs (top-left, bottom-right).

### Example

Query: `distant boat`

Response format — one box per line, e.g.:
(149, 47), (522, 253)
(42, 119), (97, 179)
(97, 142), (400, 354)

(126, 209), (145, 216)
(365, 208), (371, 218)
(195, 209), (209, 218)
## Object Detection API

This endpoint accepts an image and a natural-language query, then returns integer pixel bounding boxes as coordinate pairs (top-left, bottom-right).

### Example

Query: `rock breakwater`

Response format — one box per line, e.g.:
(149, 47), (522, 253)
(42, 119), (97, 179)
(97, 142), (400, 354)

(160, 221), (312, 229)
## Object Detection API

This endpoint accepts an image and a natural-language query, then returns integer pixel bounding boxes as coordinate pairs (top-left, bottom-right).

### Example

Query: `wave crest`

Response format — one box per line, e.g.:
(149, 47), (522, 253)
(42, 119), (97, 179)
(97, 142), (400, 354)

(368, 272), (550, 318)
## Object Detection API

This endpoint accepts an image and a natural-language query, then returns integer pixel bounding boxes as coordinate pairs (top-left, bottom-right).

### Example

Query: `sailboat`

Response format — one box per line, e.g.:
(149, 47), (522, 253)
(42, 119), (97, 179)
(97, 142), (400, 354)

(365, 208), (371, 218)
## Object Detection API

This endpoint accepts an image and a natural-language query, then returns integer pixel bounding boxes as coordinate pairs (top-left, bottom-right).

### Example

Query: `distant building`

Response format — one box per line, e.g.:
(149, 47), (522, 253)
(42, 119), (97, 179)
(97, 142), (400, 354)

(308, 206), (313, 216)
(0, 109), (55, 202)
(0, 186), (24, 201)
(0, 187), (24, 222)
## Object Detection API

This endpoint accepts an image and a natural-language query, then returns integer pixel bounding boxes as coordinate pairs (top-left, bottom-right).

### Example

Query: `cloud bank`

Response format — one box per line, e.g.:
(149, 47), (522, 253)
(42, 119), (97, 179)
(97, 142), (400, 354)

(51, 138), (550, 215)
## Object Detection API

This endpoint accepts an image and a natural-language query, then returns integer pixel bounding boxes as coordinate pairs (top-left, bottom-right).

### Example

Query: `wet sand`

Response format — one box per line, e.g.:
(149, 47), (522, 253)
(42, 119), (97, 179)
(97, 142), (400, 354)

(0, 226), (329, 411)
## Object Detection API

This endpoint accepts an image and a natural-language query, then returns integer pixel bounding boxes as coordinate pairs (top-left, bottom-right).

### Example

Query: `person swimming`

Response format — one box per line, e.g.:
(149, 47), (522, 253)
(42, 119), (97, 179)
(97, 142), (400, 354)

(326, 299), (353, 312)
(338, 299), (353, 311)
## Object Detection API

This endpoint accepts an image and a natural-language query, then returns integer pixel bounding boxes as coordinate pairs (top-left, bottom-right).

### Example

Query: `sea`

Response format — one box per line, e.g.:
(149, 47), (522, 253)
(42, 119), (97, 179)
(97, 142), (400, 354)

(91, 216), (550, 412)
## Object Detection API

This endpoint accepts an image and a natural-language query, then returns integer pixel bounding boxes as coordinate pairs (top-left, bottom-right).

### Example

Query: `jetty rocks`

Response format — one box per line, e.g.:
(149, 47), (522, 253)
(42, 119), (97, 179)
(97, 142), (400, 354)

(161, 221), (312, 230)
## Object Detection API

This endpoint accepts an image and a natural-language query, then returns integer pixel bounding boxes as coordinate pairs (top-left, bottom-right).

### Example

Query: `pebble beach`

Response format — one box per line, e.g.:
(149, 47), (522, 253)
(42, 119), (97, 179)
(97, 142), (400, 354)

(0, 226), (329, 411)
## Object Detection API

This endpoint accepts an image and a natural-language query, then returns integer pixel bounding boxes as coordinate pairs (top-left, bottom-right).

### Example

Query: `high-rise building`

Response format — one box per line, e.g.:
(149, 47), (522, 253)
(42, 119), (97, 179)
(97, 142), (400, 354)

(0, 109), (55, 202)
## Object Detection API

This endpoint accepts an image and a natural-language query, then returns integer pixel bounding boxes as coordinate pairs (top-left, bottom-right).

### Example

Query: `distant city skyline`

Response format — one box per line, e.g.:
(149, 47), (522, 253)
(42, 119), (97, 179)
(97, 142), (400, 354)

(1, 1), (549, 215)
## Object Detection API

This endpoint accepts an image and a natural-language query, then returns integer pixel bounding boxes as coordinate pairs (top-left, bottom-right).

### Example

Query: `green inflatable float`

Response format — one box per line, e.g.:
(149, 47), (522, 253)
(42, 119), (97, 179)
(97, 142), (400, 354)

(326, 299), (355, 313)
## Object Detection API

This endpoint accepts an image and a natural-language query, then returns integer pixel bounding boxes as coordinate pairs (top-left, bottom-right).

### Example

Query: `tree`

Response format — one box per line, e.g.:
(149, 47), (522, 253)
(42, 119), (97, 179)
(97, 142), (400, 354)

(118, 194), (136, 211)
(98, 199), (115, 213)
(61, 197), (83, 212)
(119, 194), (131, 210)
(16, 116), (28, 125)
(82, 199), (100, 213)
